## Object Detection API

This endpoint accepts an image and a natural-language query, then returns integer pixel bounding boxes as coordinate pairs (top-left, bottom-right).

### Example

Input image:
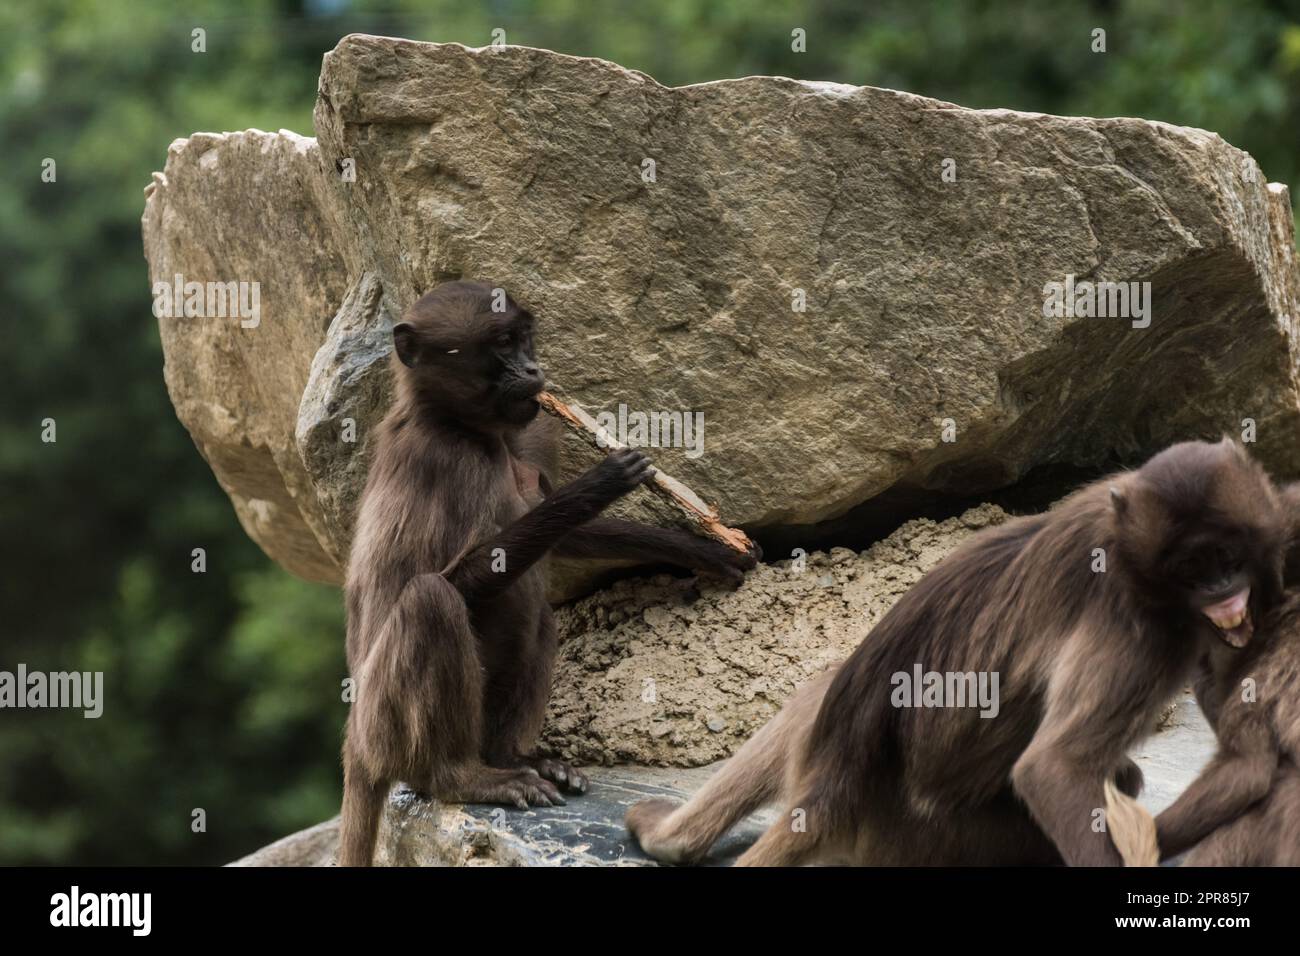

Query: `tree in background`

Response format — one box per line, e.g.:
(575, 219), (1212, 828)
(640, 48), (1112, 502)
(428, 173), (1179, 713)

(1, 0), (1296, 865)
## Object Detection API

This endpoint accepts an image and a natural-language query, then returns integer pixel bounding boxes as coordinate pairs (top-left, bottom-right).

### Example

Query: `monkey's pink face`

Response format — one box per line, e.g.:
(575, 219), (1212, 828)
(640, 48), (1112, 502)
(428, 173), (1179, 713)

(1122, 439), (1286, 650)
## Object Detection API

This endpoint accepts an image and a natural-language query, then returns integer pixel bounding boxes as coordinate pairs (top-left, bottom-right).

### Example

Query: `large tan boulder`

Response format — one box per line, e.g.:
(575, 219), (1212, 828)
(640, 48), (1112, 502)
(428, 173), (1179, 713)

(142, 130), (350, 583)
(143, 34), (1300, 592)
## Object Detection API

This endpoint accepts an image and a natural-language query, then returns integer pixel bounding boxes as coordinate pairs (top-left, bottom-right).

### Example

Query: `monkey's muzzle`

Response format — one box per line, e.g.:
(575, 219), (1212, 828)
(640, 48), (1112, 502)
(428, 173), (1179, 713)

(1201, 587), (1252, 647)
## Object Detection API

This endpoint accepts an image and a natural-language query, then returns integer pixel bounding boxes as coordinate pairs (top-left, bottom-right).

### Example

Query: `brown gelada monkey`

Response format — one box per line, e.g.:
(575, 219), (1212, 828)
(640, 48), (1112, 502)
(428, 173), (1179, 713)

(627, 438), (1287, 865)
(338, 280), (758, 866)
(1153, 581), (1300, 865)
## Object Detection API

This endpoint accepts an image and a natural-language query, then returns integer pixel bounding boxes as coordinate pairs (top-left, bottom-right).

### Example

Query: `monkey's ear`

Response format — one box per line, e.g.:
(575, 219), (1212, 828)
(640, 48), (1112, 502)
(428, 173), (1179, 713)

(1109, 485), (1128, 518)
(1219, 433), (1249, 461)
(392, 322), (421, 368)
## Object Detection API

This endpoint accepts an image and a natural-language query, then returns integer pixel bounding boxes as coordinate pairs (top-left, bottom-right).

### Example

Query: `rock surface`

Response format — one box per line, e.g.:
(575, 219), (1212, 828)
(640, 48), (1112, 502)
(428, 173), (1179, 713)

(144, 34), (1300, 590)
(142, 129), (349, 584)
(230, 766), (776, 867)
(294, 272), (397, 569)
(229, 694), (1214, 866)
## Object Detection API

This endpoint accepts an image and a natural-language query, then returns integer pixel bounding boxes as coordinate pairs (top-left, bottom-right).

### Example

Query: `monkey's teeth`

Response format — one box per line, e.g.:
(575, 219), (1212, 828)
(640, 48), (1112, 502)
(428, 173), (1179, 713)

(1202, 588), (1253, 646)
(1221, 613), (1253, 648)
(1202, 588), (1250, 632)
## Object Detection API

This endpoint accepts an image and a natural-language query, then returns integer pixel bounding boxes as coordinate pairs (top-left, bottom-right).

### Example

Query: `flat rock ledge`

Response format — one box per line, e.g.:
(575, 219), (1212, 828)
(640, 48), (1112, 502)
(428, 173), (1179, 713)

(230, 695), (1213, 867)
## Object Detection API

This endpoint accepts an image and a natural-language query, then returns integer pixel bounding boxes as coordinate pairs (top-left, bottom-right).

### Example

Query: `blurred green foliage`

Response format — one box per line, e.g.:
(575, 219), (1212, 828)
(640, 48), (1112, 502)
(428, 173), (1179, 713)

(0, 0), (1296, 865)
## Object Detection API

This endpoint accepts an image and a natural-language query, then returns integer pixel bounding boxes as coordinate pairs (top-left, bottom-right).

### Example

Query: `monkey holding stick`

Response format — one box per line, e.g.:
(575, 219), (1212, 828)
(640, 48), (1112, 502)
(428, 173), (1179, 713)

(338, 281), (758, 866)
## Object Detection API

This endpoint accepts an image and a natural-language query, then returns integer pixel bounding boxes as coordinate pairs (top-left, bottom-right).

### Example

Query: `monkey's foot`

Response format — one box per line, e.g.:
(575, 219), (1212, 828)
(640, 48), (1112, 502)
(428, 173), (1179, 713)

(458, 767), (566, 810)
(625, 797), (696, 864)
(518, 755), (589, 794)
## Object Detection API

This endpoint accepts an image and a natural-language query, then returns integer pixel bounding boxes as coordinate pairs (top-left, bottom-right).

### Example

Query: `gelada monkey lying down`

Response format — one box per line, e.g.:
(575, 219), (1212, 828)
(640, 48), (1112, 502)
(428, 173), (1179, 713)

(1104, 483), (1300, 865)
(628, 438), (1288, 866)
(338, 281), (757, 867)
(1147, 583), (1300, 865)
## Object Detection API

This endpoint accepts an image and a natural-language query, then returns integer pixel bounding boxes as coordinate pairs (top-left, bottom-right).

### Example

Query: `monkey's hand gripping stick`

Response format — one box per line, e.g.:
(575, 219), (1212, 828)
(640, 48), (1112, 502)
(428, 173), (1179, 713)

(537, 389), (756, 557)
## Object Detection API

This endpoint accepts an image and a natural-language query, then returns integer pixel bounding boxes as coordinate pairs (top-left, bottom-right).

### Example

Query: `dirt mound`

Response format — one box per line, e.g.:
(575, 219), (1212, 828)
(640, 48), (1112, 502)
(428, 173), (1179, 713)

(543, 504), (1009, 766)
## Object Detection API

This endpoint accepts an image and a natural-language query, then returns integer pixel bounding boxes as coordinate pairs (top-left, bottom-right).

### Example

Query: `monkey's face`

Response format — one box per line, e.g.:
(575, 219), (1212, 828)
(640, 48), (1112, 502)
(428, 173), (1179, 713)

(1116, 439), (1286, 649)
(470, 308), (544, 426)
(392, 282), (545, 429)
(1163, 530), (1257, 647)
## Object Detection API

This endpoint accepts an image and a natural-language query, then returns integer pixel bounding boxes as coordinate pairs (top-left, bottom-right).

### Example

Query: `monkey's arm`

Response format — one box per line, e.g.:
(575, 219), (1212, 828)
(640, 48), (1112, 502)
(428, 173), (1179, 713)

(1190, 662), (1224, 729)
(554, 518), (759, 582)
(444, 449), (650, 606)
(1153, 744), (1276, 860)
(1012, 745), (1124, 866)
(1156, 670), (1278, 859)
(1011, 627), (1154, 866)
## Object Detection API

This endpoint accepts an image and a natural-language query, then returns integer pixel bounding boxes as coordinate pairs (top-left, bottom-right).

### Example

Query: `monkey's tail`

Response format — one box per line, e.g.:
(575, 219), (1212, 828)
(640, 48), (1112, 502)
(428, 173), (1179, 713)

(338, 743), (388, 867)
(626, 671), (833, 864)
(1104, 778), (1159, 867)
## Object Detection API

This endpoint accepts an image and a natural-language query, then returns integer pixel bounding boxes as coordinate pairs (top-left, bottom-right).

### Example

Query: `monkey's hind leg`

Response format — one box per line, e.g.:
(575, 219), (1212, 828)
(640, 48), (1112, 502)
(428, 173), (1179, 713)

(627, 671), (832, 865)
(481, 605), (588, 794)
(338, 573), (561, 866)
(339, 571), (478, 866)
(734, 809), (826, 867)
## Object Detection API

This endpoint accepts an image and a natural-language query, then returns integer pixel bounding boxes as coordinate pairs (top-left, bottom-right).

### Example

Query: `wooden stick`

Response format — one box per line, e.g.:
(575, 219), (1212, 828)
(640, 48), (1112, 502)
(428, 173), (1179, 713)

(537, 389), (755, 555)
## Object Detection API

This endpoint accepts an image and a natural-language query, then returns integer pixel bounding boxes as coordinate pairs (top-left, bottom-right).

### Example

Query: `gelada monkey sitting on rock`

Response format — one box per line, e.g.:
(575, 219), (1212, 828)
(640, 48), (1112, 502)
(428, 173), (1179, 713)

(338, 280), (758, 866)
(628, 438), (1287, 866)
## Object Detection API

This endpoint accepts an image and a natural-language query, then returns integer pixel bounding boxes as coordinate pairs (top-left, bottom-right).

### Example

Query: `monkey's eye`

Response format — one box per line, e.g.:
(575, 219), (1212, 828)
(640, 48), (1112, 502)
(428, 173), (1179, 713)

(1212, 545), (1242, 575)
(1173, 545), (1242, 590)
(1172, 550), (1214, 581)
